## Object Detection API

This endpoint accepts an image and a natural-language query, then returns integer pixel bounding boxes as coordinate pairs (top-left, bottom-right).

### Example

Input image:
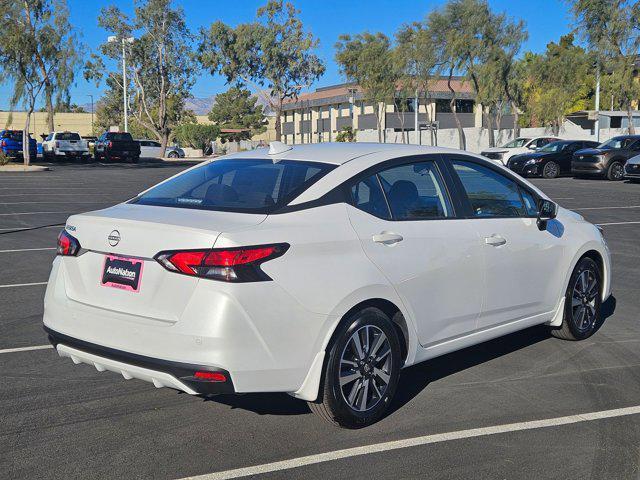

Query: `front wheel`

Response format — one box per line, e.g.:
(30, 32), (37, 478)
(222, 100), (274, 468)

(167, 151), (178, 158)
(308, 307), (401, 428)
(542, 161), (560, 179)
(607, 161), (624, 181)
(551, 257), (602, 341)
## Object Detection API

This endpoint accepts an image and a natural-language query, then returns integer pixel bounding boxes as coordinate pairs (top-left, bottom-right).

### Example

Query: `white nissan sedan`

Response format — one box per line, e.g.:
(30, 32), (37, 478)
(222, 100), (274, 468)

(44, 142), (611, 428)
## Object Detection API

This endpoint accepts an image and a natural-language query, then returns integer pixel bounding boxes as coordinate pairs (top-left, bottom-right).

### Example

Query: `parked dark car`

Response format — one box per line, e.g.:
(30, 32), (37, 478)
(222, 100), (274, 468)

(94, 131), (141, 162)
(507, 140), (600, 178)
(572, 135), (640, 180)
(0, 129), (37, 159)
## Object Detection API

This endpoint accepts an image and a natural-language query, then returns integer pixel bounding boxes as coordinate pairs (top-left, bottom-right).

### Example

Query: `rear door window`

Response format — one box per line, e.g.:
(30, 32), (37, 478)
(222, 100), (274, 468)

(351, 175), (391, 219)
(133, 159), (335, 213)
(377, 162), (452, 220)
(56, 132), (81, 141)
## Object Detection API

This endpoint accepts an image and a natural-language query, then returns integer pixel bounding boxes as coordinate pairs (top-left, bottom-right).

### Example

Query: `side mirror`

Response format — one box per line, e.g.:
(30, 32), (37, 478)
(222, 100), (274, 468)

(537, 199), (557, 231)
(527, 144), (537, 150)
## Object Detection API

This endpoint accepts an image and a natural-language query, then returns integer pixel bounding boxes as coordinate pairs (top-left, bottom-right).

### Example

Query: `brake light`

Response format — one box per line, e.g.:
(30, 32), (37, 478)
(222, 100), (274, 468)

(57, 229), (81, 256)
(194, 371), (226, 382)
(1, 140), (5, 147)
(108, 141), (113, 148)
(154, 244), (289, 282)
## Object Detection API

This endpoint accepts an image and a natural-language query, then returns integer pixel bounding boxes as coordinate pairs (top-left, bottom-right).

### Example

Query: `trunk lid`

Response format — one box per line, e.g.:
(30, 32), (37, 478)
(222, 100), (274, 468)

(61, 203), (266, 323)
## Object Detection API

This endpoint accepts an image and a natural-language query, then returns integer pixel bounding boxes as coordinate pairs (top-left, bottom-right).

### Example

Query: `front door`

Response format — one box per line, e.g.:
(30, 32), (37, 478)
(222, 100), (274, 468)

(448, 158), (566, 329)
(346, 157), (484, 346)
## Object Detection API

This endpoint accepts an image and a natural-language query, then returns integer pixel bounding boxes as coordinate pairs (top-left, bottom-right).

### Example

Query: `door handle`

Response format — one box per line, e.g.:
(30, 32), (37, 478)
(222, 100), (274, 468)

(485, 234), (507, 246)
(372, 232), (404, 245)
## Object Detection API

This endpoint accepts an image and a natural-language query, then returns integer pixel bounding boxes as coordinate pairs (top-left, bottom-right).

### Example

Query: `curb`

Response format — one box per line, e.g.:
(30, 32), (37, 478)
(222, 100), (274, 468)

(0, 165), (50, 172)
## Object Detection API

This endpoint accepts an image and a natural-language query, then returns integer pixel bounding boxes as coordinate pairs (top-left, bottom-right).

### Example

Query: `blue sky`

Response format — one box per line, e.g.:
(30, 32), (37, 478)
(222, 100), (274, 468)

(0, 0), (574, 110)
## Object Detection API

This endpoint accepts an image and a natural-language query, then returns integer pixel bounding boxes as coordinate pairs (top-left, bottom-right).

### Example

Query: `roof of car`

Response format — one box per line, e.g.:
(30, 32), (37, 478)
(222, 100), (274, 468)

(222, 142), (478, 166)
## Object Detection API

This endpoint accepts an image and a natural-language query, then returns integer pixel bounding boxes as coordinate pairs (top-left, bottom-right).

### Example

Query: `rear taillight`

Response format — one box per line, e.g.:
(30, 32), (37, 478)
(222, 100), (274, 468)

(57, 229), (81, 256)
(108, 141), (113, 148)
(1, 140), (6, 147)
(154, 244), (289, 282)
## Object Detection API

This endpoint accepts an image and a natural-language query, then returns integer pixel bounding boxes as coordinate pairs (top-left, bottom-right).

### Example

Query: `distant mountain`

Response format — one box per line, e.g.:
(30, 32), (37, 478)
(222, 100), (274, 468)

(79, 92), (275, 117)
(185, 96), (216, 116)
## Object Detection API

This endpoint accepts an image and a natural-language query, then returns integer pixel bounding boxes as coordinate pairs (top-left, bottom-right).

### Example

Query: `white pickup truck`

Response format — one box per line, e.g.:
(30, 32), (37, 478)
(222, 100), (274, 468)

(42, 131), (90, 161)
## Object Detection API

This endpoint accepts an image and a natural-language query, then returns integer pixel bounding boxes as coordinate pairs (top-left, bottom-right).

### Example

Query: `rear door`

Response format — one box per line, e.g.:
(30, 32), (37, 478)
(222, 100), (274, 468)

(446, 156), (565, 329)
(346, 156), (484, 346)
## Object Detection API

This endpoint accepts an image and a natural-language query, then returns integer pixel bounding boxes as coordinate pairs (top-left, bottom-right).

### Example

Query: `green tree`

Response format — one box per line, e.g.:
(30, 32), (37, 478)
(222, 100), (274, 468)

(395, 22), (439, 145)
(428, 0), (526, 148)
(86, 0), (197, 154)
(520, 35), (594, 134)
(173, 123), (220, 153)
(0, 0), (81, 164)
(208, 87), (267, 143)
(571, 0), (640, 133)
(199, 0), (325, 142)
(335, 32), (398, 143)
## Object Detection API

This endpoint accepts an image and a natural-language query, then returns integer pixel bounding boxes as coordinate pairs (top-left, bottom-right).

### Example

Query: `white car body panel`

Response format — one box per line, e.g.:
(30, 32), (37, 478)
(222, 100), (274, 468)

(43, 143), (611, 402)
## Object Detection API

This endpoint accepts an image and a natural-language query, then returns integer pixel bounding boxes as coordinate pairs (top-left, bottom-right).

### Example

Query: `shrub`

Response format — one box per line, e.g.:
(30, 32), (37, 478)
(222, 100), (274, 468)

(173, 123), (221, 152)
(336, 125), (356, 142)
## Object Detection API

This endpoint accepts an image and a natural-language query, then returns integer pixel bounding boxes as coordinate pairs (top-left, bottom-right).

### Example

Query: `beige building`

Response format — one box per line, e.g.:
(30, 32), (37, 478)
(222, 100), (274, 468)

(279, 79), (514, 144)
(0, 111), (95, 138)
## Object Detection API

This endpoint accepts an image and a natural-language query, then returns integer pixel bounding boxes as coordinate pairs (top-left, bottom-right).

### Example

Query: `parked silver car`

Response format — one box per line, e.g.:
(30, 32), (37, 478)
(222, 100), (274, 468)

(137, 139), (185, 159)
(624, 153), (640, 182)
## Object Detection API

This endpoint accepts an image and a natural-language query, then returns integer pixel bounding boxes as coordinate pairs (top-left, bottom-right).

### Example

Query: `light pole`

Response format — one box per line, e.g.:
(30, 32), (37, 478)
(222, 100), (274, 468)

(108, 35), (134, 132)
(87, 94), (94, 135)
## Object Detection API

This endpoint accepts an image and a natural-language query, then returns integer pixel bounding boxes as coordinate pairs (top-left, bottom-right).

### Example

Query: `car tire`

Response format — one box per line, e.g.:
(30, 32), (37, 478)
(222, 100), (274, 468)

(542, 161), (560, 179)
(130, 156), (139, 164)
(168, 151), (178, 158)
(308, 307), (401, 429)
(606, 161), (624, 181)
(551, 257), (602, 341)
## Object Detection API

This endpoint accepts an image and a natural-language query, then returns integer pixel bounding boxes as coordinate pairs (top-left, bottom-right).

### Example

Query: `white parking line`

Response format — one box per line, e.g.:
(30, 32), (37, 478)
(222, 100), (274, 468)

(0, 247), (56, 253)
(597, 221), (640, 226)
(0, 201), (109, 205)
(575, 205), (640, 211)
(0, 345), (52, 354)
(0, 282), (47, 288)
(0, 226), (61, 231)
(0, 211), (75, 216)
(179, 405), (640, 480)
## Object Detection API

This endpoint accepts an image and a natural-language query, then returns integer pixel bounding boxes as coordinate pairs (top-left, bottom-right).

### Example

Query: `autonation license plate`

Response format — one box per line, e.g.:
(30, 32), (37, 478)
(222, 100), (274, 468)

(101, 255), (144, 292)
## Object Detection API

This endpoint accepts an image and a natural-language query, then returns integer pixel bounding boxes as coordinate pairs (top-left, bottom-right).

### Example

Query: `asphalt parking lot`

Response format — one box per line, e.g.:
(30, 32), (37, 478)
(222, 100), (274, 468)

(1, 162), (640, 480)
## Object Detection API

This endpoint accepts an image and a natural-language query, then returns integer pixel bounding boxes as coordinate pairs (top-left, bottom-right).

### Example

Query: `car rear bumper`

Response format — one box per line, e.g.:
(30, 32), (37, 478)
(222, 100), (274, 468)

(45, 326), (235, 395)
(43, 256), (332, 396)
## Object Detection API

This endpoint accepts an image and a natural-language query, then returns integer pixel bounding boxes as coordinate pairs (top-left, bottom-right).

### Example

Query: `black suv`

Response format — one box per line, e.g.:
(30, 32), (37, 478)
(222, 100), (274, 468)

(508, 140), (600, 178)
(94, 131), (141, 163)
(572, 135), (640, 180)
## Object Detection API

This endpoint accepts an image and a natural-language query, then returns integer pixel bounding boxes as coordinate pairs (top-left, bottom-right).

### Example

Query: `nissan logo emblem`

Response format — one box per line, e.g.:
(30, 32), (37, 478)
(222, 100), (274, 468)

(108, 230), (121, 247)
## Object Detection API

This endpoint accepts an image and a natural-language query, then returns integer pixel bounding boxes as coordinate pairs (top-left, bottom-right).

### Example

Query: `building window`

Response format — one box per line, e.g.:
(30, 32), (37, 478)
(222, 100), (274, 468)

(394, 98), (415, 113)
(435, 99), (475, 113)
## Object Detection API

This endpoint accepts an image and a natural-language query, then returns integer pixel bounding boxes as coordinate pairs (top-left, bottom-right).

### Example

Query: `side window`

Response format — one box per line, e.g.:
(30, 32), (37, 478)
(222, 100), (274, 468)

(452, 160), (526, 217)
(377, 161), (452, 220)
(350, 175), (391, 220)
(519, 187), (538, 216)
(630, 140), (640, 151)
(45, 133), (53, 141)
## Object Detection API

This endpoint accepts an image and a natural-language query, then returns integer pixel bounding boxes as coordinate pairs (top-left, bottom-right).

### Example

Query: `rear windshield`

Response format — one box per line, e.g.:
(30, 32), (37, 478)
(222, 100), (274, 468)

(2, 131), (22, 141)
(56, 132), (81, 141)
(106, 132), (134, 141)
(132, 159), (336, 213)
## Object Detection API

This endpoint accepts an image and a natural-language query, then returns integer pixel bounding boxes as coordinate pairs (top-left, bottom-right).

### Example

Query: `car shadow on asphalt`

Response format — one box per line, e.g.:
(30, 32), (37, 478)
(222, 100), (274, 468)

(201, 296), (616, 419)
(388, 295), (617, 417)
